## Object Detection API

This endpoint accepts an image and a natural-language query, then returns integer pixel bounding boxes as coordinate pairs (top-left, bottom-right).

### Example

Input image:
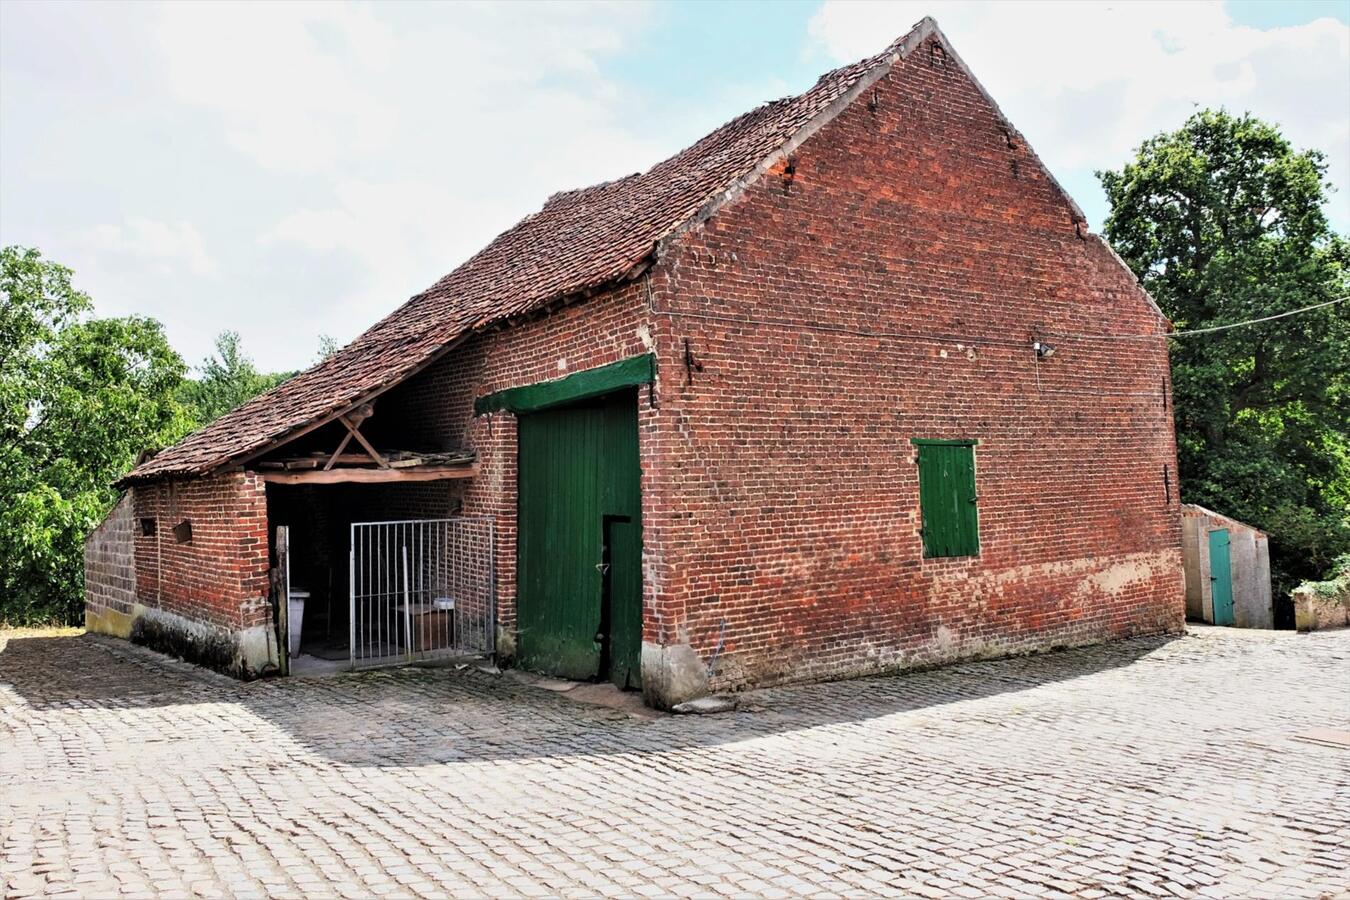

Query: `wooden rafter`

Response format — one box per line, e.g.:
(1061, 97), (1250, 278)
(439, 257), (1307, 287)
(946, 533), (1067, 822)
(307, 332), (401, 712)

(226, 333), (474, 475)
(322, 431), (355, 470)
(340, 415), (388, 468)
(319, 402), (388, 470)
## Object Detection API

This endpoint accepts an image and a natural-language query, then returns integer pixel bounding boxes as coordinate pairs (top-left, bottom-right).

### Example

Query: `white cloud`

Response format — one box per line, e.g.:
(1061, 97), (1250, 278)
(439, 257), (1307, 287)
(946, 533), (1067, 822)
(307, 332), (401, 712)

(78, 218), (218, 277)
(155, 2), (399, 172)
(154, 1), (656, 177)
(806, 1), (1350, 228)
(206, 2), (671, 345)
(1, 1), (669, 370)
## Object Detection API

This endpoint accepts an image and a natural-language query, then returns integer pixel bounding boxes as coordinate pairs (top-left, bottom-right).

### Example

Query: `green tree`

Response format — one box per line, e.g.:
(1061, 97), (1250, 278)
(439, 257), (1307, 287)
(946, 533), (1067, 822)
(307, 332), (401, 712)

(1099, 110), (1350, 597)
(177, 330), (291, 427)
(1, 247), (192, 625)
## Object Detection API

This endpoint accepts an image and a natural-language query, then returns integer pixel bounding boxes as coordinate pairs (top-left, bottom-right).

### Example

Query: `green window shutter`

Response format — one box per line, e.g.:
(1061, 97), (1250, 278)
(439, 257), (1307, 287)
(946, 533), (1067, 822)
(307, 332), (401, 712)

(913, 439), (979, 558)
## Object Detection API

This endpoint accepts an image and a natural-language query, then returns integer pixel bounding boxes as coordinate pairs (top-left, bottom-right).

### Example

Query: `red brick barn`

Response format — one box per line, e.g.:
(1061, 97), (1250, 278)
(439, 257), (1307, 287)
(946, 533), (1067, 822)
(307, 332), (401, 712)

(85, 18), (1184, 707)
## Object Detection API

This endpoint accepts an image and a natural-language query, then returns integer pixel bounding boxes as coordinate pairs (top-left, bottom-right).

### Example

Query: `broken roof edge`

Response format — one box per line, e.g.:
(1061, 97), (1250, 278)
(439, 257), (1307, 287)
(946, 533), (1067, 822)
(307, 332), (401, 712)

(115, 247), (662, 488)
(118, 252), (662, 489)
(114, 330), (478, 488)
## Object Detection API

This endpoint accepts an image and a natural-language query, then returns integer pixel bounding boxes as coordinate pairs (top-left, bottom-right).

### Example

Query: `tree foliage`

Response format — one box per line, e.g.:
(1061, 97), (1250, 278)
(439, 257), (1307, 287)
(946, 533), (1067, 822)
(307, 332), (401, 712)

(1099, 110), (1350, 597)
(177, 331), (292, 427)
(0, 247), (307, 625)
(1, 247), (192, 624)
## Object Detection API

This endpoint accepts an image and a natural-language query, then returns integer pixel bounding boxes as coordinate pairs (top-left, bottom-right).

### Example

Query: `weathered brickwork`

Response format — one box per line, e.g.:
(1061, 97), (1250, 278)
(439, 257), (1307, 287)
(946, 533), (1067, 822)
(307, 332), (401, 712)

(121, 472), (275, 677)
(639, 34), (1183, 689)
(254, 32), (1180, 690)
(84, 492), (136, 632)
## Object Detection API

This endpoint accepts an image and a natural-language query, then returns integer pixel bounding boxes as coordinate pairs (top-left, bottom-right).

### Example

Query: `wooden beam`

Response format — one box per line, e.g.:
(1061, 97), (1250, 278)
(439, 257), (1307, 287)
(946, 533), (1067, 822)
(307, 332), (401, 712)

(258, 465), (478, 485)
(474, 353), (655, 416)
(225, 333), (473, 474)
(339, 414), (389, 468)
(323, 431), (355, 470)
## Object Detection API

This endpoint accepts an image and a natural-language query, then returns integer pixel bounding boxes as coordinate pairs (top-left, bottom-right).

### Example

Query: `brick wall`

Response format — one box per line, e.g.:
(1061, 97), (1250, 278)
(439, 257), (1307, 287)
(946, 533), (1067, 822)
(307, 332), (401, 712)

(84, 492), (136, 630)
(641, 33), (1184, 688)
(132, 470), (271, 631)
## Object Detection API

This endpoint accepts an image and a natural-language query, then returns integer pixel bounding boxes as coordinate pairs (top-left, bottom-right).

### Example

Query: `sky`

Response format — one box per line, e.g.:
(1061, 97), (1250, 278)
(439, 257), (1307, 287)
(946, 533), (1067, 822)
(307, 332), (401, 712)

(2, 0), (1347, 373)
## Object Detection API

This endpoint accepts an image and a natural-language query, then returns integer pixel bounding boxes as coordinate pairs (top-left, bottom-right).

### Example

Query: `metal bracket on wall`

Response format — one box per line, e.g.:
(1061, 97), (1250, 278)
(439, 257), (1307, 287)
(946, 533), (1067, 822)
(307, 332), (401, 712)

(683, 338), (704, 386)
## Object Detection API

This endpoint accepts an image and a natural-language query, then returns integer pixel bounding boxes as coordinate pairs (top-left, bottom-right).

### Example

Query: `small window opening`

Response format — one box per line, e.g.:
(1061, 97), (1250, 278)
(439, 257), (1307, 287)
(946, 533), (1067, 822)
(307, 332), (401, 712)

(173, 520), (193, 544)
(139, 518), (156, 537)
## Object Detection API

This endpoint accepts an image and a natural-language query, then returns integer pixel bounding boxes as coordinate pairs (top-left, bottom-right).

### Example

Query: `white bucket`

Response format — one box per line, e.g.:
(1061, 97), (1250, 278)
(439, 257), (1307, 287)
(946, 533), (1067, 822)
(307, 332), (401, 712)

(288, 589), (309, 658)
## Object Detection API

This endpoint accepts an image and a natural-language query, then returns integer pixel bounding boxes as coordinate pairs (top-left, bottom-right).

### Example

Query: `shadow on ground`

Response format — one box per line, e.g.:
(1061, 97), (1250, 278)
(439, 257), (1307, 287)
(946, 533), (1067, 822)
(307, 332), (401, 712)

(1, 629), (1187, 767)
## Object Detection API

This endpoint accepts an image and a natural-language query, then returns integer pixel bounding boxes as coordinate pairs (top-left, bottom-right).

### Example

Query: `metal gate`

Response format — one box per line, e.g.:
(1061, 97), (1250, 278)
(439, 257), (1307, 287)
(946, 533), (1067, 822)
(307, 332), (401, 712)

(349, 517), (495, 669)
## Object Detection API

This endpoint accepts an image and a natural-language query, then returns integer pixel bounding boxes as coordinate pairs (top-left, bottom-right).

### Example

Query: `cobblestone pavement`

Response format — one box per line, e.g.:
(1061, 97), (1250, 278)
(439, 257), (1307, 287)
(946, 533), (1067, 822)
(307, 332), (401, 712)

(2, 627), (1347, 899)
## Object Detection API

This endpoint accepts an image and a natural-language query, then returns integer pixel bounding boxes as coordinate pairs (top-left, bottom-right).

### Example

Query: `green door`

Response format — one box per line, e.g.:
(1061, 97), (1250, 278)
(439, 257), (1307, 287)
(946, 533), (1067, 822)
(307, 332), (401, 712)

(516, 390), (641, 684)
(1209, 528), (1234, 626)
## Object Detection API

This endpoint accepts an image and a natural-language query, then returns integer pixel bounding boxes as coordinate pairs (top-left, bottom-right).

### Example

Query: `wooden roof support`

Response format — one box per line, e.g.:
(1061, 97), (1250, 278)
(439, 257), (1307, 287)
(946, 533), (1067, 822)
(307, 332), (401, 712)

(323, 430), (355, 470)
(337, 405), (388, 469)
(258, 465), (478, 486)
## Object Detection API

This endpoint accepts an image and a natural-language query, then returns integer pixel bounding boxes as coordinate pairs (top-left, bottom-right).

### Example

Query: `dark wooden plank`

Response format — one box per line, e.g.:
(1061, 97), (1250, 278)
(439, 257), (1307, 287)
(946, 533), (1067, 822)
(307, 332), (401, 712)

(259, 465), (477, 485)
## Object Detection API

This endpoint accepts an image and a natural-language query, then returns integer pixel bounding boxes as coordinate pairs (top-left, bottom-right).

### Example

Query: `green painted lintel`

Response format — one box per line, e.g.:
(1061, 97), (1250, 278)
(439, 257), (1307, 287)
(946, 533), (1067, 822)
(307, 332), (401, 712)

(910, 438), (979, 446)
(474, 354), (655, 416)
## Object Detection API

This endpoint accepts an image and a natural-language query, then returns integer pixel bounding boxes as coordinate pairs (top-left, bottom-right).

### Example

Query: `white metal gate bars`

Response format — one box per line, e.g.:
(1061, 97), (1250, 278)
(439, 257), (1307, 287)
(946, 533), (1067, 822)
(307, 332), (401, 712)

(348, 517), (495, 669)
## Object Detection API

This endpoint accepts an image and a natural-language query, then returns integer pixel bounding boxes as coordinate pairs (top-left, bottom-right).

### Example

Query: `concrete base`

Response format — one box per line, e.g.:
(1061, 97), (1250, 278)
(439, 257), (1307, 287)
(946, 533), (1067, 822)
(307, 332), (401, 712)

(85, 604), (137, 641)
(641, 641), (710, 710)
(88, 603), (278, 680)
(495, 625), (518, 662)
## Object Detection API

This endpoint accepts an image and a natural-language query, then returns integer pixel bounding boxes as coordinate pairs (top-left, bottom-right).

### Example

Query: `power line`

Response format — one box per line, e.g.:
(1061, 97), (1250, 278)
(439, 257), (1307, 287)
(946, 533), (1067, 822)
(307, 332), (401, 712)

(660, 294), (1347, 350)
(1169, 295), (1346, 336)
(1050, 295), (1347, 342)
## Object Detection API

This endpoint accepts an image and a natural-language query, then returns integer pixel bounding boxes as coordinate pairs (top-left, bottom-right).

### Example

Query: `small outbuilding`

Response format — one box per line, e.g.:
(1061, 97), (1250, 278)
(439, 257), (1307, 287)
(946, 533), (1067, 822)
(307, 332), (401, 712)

(84, 18), (1186, 707)
(1181, 504), (1273, 628)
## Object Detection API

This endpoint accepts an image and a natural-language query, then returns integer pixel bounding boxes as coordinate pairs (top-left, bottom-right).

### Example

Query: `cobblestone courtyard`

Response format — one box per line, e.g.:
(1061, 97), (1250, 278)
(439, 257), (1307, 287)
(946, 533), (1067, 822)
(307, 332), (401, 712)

(2, 627), (1347, 899)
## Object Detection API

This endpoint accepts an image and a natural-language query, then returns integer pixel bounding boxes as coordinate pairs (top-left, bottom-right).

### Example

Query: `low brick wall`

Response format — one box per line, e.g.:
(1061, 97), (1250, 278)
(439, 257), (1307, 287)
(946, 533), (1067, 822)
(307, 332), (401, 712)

(1292, 584), (1349, 632)
(84, 492), (137, 635)
(84, 472), (279, 679)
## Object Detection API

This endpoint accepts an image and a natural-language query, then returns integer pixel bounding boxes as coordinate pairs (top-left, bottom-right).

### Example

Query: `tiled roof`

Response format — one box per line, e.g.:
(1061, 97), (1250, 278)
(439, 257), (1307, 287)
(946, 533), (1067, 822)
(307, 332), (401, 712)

(123, 22), (927, 483)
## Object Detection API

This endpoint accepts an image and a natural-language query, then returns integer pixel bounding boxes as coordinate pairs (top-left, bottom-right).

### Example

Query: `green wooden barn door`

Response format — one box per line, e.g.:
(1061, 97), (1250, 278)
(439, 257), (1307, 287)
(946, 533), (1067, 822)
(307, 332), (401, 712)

(517, 401), (604, 679)
(516, 390), (641, 684)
